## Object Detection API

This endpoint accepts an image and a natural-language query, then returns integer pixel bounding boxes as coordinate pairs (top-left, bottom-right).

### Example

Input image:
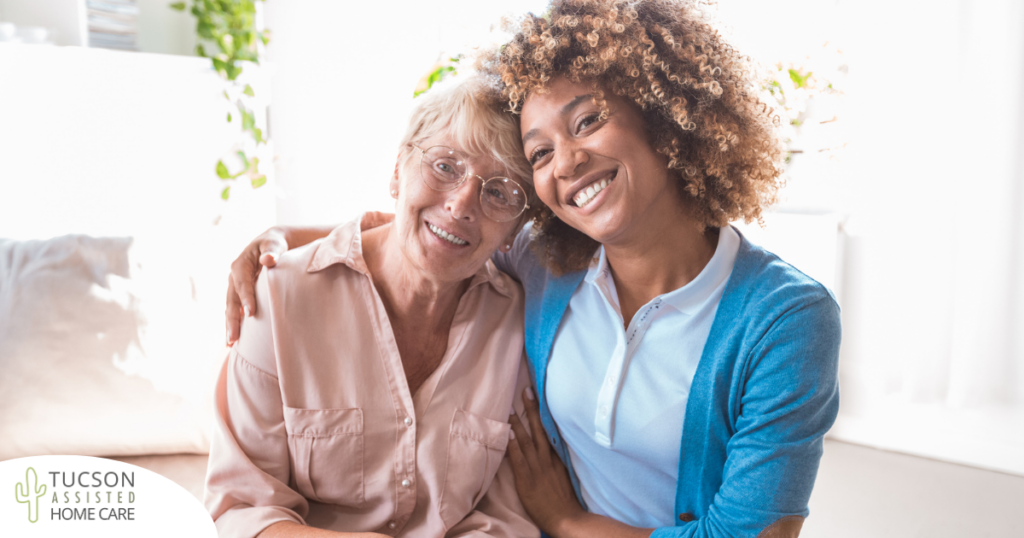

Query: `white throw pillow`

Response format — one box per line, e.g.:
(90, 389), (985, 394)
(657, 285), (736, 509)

(0, 235), (224, 460)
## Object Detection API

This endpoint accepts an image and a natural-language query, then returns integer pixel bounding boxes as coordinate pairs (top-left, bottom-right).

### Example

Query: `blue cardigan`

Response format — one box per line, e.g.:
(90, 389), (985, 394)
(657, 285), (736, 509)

(494, 227), (841, 538)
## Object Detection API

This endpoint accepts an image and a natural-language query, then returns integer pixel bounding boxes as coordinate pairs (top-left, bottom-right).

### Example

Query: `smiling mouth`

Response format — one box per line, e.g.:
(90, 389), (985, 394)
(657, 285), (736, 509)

(427, 222), (469, 246)
(572, 171), (616, 208)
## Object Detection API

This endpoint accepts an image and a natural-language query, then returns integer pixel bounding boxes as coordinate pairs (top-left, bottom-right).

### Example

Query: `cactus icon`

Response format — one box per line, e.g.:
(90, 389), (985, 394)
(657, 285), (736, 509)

(15, 467), (47, 523)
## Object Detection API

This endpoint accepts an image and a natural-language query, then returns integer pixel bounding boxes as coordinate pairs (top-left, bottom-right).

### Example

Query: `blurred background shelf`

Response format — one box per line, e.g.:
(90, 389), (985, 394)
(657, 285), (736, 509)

(0, 0), (195, 53)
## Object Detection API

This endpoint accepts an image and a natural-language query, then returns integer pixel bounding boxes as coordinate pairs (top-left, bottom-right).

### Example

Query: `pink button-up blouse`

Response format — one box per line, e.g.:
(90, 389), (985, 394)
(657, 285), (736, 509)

(205, 213), (538, 538)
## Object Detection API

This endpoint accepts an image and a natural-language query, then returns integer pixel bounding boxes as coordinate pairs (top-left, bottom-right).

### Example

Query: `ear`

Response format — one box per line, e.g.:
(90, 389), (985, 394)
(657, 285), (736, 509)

(499, 217), (527, 253)
(390, 152), (402, 199)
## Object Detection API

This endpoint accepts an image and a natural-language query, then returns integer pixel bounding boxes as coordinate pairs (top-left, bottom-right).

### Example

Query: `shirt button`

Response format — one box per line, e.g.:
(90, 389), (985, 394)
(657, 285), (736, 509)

(679, 512), (695, 522)
(388, 521), (397, 529)
(404, 417), (413, 427)
(401, 478), (412, 488)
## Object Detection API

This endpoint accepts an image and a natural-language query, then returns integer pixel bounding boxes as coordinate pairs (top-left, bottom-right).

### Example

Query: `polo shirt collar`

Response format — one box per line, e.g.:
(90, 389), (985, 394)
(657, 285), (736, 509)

(583, 225), (740, 316)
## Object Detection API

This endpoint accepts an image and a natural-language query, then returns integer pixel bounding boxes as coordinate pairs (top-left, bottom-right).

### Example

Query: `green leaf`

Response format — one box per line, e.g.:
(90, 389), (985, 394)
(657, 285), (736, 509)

(236, 150), (249, 170)
(196, 43), (207, 57)
(169, 1), (186, 11)
(241, 109), (255, 130)
(221, 186), (231, 200)
(226, 112), (232, 122)
(243, 84), (254, 97)
(251, 175), (266, 189)
(252, 127), (263, 144)
(788, 68), (812, 89)
(215, 160), (231, 179)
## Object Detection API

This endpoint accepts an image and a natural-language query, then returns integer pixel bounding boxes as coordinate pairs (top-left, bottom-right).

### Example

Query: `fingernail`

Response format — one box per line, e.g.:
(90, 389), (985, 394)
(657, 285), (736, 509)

(509, 430), (516, 440)
(525, 387), (535, 401)
(510, 406), (516, 416)
(244, 305), (251, 318)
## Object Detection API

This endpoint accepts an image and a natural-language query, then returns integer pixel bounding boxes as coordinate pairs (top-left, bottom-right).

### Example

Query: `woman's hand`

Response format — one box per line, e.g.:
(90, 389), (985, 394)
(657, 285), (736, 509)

(507, 387), (587, 536)
(225, 225), (336, 344)
(226, 226), (289, 345)
(507, 388), (655, 538)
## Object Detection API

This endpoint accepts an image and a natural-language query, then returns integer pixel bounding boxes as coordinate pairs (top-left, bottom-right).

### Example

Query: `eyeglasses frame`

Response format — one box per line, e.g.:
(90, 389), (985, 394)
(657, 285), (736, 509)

(412, 144), (530, 223)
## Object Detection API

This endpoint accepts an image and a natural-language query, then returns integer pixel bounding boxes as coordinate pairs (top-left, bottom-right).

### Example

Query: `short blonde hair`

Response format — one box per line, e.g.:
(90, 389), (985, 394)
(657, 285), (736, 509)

(398, 74), (534, 194)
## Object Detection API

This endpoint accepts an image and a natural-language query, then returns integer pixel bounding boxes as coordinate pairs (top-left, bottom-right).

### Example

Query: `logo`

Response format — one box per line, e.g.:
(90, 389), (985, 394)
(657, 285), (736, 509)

(15, 466), (47, 523)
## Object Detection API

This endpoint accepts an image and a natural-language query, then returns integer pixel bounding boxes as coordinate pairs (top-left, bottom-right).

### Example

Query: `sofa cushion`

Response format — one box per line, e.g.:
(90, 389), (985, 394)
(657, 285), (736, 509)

(0, 235), (223, 460)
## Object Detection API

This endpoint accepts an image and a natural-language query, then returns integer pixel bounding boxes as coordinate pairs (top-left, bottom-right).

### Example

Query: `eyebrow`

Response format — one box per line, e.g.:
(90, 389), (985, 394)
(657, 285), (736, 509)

(521, 93), (594, 145)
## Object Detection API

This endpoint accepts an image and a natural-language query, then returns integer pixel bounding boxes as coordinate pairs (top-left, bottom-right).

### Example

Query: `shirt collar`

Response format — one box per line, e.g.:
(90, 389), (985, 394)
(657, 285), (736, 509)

(584, 225), (740, 316)
(306, 211), (514, 298)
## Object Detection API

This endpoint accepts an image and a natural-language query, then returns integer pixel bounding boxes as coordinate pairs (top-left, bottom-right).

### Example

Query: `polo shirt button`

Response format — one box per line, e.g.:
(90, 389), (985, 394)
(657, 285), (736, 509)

(679, 512), (695, 522)
(401, 478), (412, 488)
(388, 520), (397, 529)
(404, 417), (413, 427)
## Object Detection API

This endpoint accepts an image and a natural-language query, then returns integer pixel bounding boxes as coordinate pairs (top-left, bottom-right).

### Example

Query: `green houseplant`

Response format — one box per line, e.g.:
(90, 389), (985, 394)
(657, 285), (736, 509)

(170, 0), (269, 200)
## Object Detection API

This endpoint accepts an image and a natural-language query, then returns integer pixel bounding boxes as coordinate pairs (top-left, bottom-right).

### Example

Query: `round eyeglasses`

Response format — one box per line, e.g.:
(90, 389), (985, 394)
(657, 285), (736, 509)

(414, 144), (530, 223)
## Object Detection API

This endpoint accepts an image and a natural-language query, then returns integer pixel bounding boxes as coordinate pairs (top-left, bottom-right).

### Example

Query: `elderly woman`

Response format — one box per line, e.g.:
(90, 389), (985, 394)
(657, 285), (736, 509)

(205, 75), (540, 538)
(226, 1), (842, 537)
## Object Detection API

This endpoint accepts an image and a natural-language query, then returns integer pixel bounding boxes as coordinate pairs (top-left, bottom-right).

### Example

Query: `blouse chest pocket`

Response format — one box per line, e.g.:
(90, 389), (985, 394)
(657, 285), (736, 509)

(283, 407), (365, 507)
(438, 408), (511, 530)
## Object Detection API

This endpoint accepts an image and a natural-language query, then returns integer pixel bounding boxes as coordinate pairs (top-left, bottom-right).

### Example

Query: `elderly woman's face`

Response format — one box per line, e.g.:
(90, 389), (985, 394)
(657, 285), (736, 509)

(390, 134), (523, 282)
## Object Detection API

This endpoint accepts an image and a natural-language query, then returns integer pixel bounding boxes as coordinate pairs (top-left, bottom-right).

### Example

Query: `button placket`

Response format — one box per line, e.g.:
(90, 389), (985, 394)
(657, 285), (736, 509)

(592, 297), (664, 447)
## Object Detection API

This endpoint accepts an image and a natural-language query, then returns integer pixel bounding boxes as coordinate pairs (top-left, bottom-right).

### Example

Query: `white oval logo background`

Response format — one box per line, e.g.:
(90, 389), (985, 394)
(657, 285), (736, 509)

(1, 455), (216, 537)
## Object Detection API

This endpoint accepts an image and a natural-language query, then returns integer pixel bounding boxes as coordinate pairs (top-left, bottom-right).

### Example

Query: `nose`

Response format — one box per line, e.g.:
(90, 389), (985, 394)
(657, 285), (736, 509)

(444, 176), (480, 221)
(552, 141), (589, 179)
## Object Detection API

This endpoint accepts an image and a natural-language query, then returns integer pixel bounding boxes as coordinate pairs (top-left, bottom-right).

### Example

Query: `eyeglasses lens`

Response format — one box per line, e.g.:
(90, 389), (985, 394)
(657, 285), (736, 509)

(420, 145), (527, 222)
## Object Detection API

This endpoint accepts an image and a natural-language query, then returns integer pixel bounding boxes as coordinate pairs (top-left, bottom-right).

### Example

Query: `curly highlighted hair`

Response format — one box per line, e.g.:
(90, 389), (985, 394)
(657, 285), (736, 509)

(482, 0), (785, 273)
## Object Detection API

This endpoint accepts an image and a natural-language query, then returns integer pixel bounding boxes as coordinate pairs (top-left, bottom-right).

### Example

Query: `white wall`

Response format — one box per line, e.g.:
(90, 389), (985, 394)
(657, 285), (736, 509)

(0, 0), (86, 45)
(263, 0), (548, 227)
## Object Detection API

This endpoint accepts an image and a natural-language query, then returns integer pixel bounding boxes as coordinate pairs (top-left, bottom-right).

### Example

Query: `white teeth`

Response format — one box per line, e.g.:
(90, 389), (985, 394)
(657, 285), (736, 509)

(427, 223), (468, 246)
(574, 177), (612, 208)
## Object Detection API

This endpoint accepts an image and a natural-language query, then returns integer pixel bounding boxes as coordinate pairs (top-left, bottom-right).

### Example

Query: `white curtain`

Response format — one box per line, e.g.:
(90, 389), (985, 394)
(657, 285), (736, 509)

(827, 0), (1024, 475)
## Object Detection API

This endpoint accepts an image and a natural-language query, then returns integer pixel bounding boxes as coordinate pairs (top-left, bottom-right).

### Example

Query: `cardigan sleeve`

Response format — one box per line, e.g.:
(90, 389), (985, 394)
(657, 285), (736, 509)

(651, 294), (842, 538)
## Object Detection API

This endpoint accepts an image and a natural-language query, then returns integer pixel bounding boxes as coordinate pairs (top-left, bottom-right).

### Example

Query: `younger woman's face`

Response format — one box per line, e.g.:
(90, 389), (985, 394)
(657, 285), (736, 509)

(520, 76), (680, 247)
